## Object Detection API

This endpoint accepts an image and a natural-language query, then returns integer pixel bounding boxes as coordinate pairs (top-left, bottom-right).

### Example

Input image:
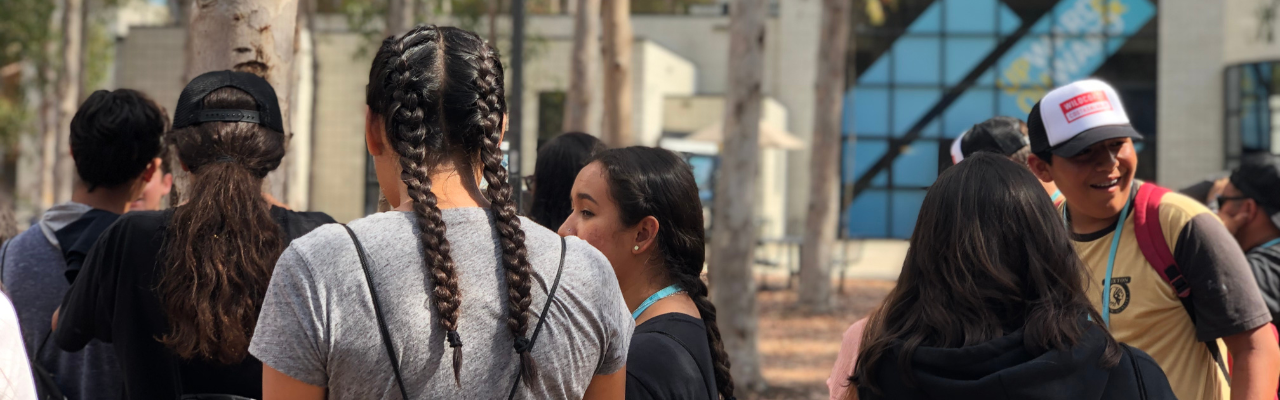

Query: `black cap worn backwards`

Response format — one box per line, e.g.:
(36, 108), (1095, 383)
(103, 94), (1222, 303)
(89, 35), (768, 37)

(172, 70), (284, 133)
(1230, 152), (1280, 229)
(960, 116), (1030, 158)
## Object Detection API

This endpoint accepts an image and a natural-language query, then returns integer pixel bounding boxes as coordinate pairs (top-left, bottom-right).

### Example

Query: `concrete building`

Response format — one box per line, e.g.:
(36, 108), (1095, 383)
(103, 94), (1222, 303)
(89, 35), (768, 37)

(101, 1), (825, 237)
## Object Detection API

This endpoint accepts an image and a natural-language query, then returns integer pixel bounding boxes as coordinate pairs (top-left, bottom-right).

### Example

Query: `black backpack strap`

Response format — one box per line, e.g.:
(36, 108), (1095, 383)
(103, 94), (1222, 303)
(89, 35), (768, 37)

(507, 237), (567, 400)
(342, 225), (410, 400)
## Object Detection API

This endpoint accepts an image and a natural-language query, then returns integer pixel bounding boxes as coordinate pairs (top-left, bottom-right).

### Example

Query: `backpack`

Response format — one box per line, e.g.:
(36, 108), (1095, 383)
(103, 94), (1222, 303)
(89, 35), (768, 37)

(0, 241), (67, 400)
(1131, 182), (1280, 383)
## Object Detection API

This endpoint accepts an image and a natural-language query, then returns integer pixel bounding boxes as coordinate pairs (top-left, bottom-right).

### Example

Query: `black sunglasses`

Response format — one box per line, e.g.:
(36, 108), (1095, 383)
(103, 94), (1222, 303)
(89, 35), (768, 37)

(1211, 194), (1250, 212)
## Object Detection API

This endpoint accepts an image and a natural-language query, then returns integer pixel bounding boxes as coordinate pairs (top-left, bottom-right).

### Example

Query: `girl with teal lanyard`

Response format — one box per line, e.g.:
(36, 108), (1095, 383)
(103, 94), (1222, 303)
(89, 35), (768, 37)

(560, 147), (736, 400)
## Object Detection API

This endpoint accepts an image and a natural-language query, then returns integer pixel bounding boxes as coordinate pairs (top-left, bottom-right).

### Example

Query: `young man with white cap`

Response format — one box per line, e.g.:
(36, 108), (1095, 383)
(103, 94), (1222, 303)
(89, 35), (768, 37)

(952, 116), (1062, 206)
(1026, 79), (1280, 400)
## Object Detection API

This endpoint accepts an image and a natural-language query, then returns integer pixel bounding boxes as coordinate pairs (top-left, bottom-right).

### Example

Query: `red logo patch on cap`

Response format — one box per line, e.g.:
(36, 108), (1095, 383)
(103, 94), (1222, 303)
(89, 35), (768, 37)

(1059, 91), (1112, 123)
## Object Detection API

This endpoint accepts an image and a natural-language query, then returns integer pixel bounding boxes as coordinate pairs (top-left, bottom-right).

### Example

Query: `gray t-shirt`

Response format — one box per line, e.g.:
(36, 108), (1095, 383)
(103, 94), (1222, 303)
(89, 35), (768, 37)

(249, 208), (632, 399)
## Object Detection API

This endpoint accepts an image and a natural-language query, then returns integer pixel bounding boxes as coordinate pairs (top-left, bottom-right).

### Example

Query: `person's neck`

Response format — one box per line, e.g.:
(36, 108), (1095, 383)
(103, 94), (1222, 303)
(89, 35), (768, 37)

(1240, 223), (1280, 252)
(70, 182), (133, 214)
(1042, 181), (1059, 197)
(617, 263), (671, 314)
(1067, 202), (1122, 235)
(392, 157), (490, 211)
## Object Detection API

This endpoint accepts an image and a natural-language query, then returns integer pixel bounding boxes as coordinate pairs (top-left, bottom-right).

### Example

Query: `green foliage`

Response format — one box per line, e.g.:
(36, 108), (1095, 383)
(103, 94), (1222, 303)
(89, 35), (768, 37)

(84, 12), (115, 93)
(631, 0), (718, 14)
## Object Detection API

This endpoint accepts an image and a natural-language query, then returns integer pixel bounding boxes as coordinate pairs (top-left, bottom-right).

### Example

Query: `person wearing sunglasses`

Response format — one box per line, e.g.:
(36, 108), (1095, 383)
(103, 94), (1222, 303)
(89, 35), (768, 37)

(1216, 153), (1280, 325)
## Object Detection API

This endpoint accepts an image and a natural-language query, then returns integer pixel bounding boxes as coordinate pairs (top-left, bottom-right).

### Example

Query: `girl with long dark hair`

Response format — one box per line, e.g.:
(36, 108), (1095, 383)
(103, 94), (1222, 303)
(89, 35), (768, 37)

(251, 25), (631, 399)
(843, 153), (1173, 400)
(54, 71), (336, 398)
(558, 147), (734, 400)
(529, 132), (605, 229)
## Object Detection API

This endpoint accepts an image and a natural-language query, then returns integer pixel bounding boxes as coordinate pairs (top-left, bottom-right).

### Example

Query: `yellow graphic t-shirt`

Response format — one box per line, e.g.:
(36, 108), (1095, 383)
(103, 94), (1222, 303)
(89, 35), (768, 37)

(1065, 187), (1270, 400)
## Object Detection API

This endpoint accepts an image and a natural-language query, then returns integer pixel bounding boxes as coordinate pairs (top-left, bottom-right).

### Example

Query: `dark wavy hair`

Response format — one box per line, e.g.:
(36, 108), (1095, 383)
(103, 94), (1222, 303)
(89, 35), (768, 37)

(849, 153), (1118, 398)
(366, 25), (535, 385)
(592, 147), (735, 399)
(529, 132), (605, 228)
(158, 87), (287, 364)
(70, 89), (168, 191)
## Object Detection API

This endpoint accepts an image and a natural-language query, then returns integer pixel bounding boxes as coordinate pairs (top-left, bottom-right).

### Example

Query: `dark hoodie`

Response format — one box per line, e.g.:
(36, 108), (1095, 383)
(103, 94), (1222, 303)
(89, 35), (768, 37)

(858, 322), (1175, 400)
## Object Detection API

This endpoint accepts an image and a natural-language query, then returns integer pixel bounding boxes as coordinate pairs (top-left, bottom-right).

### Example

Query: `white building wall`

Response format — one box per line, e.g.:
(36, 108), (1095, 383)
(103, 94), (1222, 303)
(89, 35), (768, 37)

(635, 41), (696, 145)
(774, 0), (822, 236)
(1158, 0), (1225, 188)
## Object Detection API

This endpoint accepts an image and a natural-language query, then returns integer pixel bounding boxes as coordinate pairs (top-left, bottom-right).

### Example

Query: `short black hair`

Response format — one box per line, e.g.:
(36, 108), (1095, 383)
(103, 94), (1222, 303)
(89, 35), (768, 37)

(70, 89), (168, 191)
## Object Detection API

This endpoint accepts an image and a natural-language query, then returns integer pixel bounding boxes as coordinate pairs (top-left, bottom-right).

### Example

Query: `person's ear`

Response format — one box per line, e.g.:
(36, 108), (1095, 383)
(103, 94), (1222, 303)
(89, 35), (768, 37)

(366, 106), (387, 157)
(159, 174), (174, 194)
(1027, 154), (1055, 183)
(141, 159), (159, 183)
(633, 216), (660, 255)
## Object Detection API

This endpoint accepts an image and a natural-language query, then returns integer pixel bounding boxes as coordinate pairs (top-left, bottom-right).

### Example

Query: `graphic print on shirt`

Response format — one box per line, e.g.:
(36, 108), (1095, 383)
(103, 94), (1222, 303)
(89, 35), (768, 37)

(1104, 277), (1131, 314)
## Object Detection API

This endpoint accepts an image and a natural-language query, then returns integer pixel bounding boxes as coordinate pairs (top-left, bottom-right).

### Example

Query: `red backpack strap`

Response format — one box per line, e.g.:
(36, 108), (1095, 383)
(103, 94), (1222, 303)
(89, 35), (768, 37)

(1132, 182), (1192, 298)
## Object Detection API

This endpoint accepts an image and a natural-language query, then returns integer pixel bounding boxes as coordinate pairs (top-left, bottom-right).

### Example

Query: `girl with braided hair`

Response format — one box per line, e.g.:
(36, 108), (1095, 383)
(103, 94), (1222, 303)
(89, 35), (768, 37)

(251, 25), (631, 399)
(558, 147), (736, 400)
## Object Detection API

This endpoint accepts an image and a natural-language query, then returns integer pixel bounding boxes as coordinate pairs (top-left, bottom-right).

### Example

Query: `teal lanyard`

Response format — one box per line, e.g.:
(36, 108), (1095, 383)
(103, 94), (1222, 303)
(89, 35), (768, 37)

(1259, 238), (1280, 251)
(1051, 189), (1062, 203)
(632, 285), (682, 320)
(1063, 195), (1133, 327)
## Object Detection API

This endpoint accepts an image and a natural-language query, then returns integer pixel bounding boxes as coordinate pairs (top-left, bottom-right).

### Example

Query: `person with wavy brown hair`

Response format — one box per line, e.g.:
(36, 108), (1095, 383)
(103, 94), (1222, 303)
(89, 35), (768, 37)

(843, 153), (1175, 400)
(54, 71), (335, 399)
(251, 25), (631, 400)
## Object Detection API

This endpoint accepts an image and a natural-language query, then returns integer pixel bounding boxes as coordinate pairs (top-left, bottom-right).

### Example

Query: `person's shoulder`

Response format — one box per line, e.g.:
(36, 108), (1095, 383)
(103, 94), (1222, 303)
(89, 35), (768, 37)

(283, 209), (337, 226)
(629, 329), (695, 366)
(1154, 188), (1212, 221)
(103, 210), (170, 238)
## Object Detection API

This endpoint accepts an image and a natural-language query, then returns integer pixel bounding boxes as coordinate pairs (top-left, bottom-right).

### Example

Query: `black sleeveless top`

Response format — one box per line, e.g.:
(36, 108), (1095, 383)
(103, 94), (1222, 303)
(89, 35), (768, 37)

(625, 313), (718, 400)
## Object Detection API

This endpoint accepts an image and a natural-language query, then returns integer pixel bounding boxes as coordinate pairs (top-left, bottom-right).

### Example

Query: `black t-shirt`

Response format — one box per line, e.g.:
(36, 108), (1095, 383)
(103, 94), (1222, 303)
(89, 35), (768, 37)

(626, 313), (717, 400)
(54, 206), (335, 399)
(1246, 240), (1280, 324)
(53, 208), (119, 282)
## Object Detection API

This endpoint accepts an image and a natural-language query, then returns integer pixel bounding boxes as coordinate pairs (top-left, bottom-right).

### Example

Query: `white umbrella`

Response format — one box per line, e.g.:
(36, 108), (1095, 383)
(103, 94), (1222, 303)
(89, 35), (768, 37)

(685, 121), (807, 150)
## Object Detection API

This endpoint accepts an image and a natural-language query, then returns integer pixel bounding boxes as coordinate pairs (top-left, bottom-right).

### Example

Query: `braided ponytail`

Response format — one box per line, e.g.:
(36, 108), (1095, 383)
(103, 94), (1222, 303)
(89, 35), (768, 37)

(367, 25), (539, 387)
(472, 40), (541, 383)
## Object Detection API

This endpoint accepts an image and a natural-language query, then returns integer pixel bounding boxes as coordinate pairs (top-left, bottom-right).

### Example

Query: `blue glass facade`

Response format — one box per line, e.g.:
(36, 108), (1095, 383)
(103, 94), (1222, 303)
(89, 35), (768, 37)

(840, 0), (1158, 239)
(1225, 62), (1280, 166)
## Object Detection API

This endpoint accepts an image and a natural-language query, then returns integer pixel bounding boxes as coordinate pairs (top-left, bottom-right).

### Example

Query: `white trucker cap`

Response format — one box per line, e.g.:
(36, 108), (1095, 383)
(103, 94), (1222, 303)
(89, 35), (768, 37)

(1027, 79), (1142, 158)
(950, 130), (967, 164)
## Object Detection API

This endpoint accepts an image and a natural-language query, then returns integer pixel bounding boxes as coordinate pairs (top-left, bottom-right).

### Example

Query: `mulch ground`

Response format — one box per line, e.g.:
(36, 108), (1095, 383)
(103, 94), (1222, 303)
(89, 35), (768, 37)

(742, 279), (896, 400)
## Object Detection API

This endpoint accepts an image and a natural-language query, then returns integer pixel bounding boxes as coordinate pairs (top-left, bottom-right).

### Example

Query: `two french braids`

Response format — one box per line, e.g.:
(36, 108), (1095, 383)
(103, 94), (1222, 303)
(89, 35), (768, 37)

(368, 25), (538, 386)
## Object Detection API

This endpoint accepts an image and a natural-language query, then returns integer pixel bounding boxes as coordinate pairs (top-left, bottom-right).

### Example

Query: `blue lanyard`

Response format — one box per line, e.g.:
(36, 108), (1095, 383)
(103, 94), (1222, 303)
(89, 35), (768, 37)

(632, 285), (683, 320)
(1051, 189), (1062, 203)
(1258, 238), (1280, 251)
(1063, 195), (1133, 327)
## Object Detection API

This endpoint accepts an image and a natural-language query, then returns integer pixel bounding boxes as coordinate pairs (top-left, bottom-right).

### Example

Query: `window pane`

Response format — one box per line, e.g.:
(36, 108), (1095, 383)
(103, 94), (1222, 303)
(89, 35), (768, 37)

(894, 38), (942, 85)
(944, 88), (996, 136)
(891, 190), (928, 239)
(944, 0), (996, 34)
(892, 140), (939, 187)
(944, 38), (998, 86)
(852, 87), (890, 137)
(846, 189), (889, 238)
(893, 88), (942, 137)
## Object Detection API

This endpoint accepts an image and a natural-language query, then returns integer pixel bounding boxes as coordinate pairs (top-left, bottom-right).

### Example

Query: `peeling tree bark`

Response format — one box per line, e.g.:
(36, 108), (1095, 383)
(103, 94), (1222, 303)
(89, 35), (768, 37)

(708, 0), (767, 394)
(562, 0), (598, 133)
(181, 0), (298, 205)
(599, 0), (632, 147)
(798, 0), (852, 314)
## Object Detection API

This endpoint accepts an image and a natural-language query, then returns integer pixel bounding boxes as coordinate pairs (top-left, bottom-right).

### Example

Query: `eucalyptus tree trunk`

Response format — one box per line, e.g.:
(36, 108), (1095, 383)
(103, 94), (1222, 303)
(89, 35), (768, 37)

(708, 0), (768, 394)
(599, 0), (632, 147)
(181, 0), (298, 205)
(386, 0), (410, 37)
(53, 0), (83, 204)
(562, 0), (598, 133)
(798, 0), (852, 314)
